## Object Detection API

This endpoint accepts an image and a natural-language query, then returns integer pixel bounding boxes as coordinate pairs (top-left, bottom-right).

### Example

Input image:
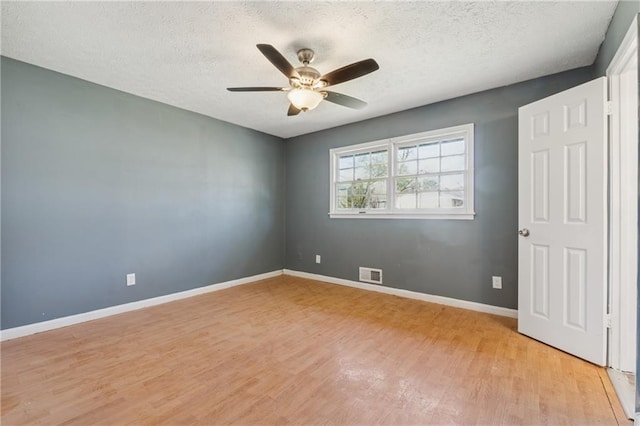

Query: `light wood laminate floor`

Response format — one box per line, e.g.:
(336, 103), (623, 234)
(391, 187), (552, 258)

(1, 275), (628, 425)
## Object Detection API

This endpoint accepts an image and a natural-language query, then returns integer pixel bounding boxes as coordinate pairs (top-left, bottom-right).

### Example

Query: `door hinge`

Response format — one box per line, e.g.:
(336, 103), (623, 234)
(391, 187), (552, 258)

(605, 314), (612, 329)
(606, 101), (613, 115)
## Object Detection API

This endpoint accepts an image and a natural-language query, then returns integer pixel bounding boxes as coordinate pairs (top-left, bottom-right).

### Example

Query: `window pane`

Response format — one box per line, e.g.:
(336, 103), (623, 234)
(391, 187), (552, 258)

(368, 194), (387, 209)
(370, 162), (388, 178)
(441, 154), (465, 172)
(397, 160), (417, 176)
(339, 155), (354, 169)
(338, 168), (353, 182)
(351, 185), (369, 208)
(418, 176), (439, 191)
(397, 146), (417, 161)
(337, 196), (350, 209)
(351, 182), (368, 196)
(440, 191), (465, 208)
(351, 196), (369, 209)
(418, 158), (440, 174)
(418, 143), (439, 159)
(337, 183), (351, 196)
(441, 138), (465, 156)
(440, 173), (464, 190)
(418, 192), (439, 209)
(355, 166), (370, 180)
(355, 152), (370, 166)
(371, 150), (388, 164)
(396, 193), (417, 209)
(396, 177), (417, 193)
(370, 179), (387, 195)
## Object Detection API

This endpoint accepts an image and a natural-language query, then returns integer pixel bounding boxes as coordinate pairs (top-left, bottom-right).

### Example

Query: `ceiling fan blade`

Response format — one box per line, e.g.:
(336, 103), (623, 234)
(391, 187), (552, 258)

(287, 104), (302, 116)
(227, 87), (286, 92)
(319, 58), (379, 87)
(323, 91), (368, 109)
(257, 44), (299, 79)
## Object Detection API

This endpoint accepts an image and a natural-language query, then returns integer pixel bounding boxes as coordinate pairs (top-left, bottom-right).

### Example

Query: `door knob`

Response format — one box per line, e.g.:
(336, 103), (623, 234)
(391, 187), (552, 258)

(519, 228), (530, 237)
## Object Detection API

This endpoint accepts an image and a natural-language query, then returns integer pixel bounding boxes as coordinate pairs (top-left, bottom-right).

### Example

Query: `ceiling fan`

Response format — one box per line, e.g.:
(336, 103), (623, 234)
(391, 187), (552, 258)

(227, 44), (379, 116)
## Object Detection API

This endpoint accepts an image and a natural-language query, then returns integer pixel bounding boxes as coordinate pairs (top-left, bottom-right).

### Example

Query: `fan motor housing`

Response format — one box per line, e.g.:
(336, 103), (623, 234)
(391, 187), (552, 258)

(293, 66), (320, 87)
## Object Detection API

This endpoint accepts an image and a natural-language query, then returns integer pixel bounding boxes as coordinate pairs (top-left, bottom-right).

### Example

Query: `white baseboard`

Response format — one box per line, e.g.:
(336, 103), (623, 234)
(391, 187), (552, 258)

(0, 270), (283, 341)
(283, 269), (518, 319)
(2, 268), (517, 341)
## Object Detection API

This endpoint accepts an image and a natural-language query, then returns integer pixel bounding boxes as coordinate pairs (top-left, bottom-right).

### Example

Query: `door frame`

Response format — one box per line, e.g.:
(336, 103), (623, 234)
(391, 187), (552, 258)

(606, 15), (638, 373)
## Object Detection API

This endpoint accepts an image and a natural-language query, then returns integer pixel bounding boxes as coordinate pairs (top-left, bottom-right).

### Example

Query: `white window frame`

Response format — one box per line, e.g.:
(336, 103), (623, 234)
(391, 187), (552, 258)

(329, 123), (475, 220)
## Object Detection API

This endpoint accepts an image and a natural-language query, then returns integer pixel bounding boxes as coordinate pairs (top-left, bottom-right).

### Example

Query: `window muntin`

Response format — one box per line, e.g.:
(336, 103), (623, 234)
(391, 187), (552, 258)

(329, 124), (474, 219)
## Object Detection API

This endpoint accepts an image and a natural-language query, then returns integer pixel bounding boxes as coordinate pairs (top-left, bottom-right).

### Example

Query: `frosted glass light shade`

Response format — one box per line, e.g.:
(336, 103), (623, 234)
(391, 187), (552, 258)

(287, 88), (323, 111)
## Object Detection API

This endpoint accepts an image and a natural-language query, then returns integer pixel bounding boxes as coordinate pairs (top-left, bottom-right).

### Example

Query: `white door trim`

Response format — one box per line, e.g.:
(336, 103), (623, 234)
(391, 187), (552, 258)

(606, 15), (638, 374)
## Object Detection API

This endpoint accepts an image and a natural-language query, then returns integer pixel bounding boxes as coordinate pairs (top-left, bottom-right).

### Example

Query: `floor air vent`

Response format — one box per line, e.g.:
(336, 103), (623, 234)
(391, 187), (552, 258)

(359, 267), (383, 284)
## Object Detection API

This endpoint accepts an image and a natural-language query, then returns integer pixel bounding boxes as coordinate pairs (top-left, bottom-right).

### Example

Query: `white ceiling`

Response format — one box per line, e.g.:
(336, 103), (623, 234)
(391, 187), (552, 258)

(1, 1), (617, 139)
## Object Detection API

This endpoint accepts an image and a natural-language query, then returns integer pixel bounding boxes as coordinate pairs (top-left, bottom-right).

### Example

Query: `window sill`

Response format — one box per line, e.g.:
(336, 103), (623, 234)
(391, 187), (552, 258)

(328, 212), (475, 220)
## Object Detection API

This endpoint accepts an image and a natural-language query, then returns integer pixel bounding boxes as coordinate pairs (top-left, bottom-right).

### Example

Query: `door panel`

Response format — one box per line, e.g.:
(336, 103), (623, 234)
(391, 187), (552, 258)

(518, 77), (607, 366)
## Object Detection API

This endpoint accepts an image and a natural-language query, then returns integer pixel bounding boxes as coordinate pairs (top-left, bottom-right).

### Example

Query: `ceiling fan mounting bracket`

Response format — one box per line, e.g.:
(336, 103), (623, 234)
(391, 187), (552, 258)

(296, 48), (315, 65)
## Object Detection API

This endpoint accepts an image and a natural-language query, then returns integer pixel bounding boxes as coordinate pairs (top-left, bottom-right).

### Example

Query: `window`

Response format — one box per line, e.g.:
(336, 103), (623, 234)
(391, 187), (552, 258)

(330, 123), (474, 219)
(335, 148), (389, 210)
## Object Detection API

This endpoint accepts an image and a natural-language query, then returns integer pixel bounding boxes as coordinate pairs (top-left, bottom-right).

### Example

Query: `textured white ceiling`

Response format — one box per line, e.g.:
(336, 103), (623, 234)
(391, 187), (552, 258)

(1, 1), (617, 139)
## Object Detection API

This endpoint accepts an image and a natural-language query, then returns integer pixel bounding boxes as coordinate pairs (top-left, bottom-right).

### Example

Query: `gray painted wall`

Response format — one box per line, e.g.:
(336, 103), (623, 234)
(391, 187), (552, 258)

(593, 1), (640, 77)
(284, 67), (592, 309)
(1, 57), (285, 329)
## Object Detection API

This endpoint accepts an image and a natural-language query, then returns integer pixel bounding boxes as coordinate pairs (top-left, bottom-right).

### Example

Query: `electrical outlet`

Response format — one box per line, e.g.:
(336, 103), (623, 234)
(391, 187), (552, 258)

(126, 273), (136, 286)
(315, 254), (321, 264)
(492, 276), (502, 289)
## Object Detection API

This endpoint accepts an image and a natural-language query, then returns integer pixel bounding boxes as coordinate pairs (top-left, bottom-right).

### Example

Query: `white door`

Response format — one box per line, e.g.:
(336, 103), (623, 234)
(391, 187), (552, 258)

(518, 77), (607, 366)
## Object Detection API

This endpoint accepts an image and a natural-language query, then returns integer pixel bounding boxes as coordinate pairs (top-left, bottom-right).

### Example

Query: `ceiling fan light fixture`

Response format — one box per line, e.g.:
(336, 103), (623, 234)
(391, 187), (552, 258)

(287, 88), (323, 111)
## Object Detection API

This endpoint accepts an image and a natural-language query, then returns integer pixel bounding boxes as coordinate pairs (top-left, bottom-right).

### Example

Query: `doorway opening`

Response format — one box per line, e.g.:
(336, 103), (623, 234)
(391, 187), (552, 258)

(606, 15), (638, 420)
